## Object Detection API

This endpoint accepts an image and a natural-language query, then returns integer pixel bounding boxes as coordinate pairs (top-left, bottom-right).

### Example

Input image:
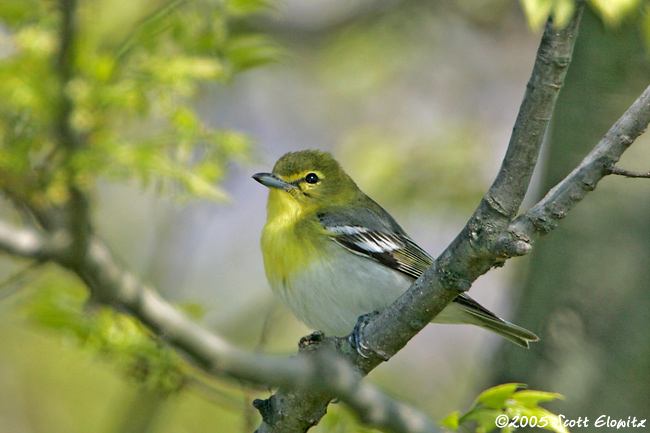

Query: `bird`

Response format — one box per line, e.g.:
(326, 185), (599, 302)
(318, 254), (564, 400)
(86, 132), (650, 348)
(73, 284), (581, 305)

(253, 150), (538, 348)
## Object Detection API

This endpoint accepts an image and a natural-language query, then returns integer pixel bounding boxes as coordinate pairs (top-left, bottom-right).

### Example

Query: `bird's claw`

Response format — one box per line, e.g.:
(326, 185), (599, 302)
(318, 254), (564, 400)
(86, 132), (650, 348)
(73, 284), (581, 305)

(348, 311), (379, 359)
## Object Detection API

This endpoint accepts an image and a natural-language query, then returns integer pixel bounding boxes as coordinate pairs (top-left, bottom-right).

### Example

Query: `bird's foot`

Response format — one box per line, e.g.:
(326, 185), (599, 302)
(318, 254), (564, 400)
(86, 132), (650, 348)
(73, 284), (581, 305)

(348, 311), (380, 359)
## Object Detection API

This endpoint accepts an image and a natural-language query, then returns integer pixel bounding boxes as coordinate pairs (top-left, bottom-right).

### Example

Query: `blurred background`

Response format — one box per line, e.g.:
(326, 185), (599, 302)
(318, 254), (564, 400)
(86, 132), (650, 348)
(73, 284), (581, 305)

(1, 0), (649, 432)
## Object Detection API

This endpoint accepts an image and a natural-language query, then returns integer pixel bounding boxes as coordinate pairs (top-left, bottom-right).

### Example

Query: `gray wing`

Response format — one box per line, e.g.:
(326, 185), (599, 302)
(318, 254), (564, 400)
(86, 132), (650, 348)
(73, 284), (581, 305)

(317, 203), (539, 348)
(317, 204), (432, 280)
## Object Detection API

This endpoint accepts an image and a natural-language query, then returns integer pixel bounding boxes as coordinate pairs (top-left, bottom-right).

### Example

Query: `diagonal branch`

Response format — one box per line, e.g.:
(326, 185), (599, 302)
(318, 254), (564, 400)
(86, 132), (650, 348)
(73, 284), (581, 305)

(0, 218), (438, 433)
(3, 1), (440, 432)
(0, 220), (66, 260)
(254, 7), (587, 432)
(511, 83), (650, 239)
(76, 238), (438, 432)
(360, 3), (585, 368)
(486, 2), (585, 220)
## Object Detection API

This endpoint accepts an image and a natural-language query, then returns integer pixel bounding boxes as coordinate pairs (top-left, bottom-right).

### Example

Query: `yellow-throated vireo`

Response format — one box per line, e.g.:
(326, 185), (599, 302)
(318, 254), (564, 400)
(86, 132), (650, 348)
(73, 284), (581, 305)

(253, 150), (538, 348)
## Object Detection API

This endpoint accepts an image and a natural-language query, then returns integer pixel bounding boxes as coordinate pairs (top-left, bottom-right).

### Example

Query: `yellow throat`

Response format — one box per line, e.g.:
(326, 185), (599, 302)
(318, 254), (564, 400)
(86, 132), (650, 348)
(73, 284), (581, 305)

(261, 188), (327, 288)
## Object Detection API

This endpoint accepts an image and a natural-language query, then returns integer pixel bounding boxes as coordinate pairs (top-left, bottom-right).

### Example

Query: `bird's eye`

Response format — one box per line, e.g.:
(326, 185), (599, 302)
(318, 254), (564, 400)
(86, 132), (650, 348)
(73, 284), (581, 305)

(305, 173), (319, 184)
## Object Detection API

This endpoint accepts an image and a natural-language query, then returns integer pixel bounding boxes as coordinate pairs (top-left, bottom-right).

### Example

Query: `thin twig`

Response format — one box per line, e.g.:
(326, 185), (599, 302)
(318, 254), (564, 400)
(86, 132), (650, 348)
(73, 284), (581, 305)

(0, 262), (42, 301)
(606, 165), (650, 178)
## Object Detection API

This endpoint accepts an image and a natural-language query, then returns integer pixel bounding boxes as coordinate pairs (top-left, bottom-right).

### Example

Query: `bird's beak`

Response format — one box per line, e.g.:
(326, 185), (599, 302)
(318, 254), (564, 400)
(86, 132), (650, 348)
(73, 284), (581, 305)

(253, 172), (298, 192)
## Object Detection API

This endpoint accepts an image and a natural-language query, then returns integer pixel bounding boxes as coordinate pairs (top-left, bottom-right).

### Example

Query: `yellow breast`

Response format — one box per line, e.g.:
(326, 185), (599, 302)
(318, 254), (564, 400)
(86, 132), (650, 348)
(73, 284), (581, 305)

(261, 189), (328, 289)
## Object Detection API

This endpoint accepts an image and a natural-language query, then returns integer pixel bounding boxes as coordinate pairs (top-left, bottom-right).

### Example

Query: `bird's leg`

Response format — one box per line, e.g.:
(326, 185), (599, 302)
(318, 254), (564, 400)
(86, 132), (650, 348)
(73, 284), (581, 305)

(348, 310), (380, 359)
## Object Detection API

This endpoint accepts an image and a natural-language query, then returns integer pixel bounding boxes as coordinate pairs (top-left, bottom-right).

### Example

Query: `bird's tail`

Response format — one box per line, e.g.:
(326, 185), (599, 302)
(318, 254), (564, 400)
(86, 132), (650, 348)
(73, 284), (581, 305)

(433, 294), (539, 348)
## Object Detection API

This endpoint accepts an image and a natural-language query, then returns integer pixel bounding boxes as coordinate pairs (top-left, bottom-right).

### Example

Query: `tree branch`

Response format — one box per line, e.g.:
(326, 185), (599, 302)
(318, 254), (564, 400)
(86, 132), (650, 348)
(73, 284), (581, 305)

(487, 2), (584, 219)
(607, 166), (650, 178)
(254, 8), (587, 432)
(511, 83), (650, 239)
(313, 352), (438, 433)
(2, 2), (648, 432)
(0, 218), (437, 433)
(77, 238), (438, 432)
(358, 3), (585, 367)
(55, 0), (80, 152)
(0, 2), (456, 432)
(0, 221), (66, 260)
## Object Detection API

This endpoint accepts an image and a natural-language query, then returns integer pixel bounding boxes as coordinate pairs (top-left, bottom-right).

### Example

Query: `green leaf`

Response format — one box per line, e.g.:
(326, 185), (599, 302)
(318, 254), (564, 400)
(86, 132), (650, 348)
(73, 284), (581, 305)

(443, 384), (567, 433)
(540, 411), (571, 433)
(520, 0), (554, 30)
(589, 0), (640, 25)
(0, 0), (273, 206)
(521, 0), (642, 30)
(440, 410), (460, 431)
(477, 383), (525, 410)
(553, 0), (577, 28)
(24, 277), (189, 395)
(226, 34), (283, 73)
(519, 0), (576, 30)
(172, 106), (200, 132)
(511, 390), (565, 408)
(504, 405), (569, 433)
(464, 408), (501, 433)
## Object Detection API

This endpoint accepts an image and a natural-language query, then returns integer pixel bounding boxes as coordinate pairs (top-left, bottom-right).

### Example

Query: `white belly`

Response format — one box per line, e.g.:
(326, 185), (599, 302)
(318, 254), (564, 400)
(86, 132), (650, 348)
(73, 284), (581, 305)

(272, 244), (414, 336)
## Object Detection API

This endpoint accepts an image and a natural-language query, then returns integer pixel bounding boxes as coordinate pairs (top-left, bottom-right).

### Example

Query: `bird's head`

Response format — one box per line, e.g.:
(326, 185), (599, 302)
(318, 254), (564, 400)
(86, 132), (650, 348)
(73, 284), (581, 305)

(253, 150), (359, 211)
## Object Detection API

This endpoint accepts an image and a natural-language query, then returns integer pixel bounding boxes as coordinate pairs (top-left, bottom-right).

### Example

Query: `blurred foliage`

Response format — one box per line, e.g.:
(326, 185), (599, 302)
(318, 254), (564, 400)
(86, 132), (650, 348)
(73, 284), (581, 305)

(441, 383), (567, 433)
(311, 4), (500, 217)
(455, 0), (515, 25)
(4, 267), (256, 431)
(644, 5), (650, 52)
(313, 404), (379, 433)
(588, 0), (644, 25)
(315, 10), (417, 101)
(24, 271), (187, 395)
(0, 1), (280, 430)
(0, 0), (280, 204)
(313, 3), (440, 114)
(520, 0), (576, 28)
(0, 313), (253, 433)
(338, 127), (488, 214)
(520, 0), (645, 29)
